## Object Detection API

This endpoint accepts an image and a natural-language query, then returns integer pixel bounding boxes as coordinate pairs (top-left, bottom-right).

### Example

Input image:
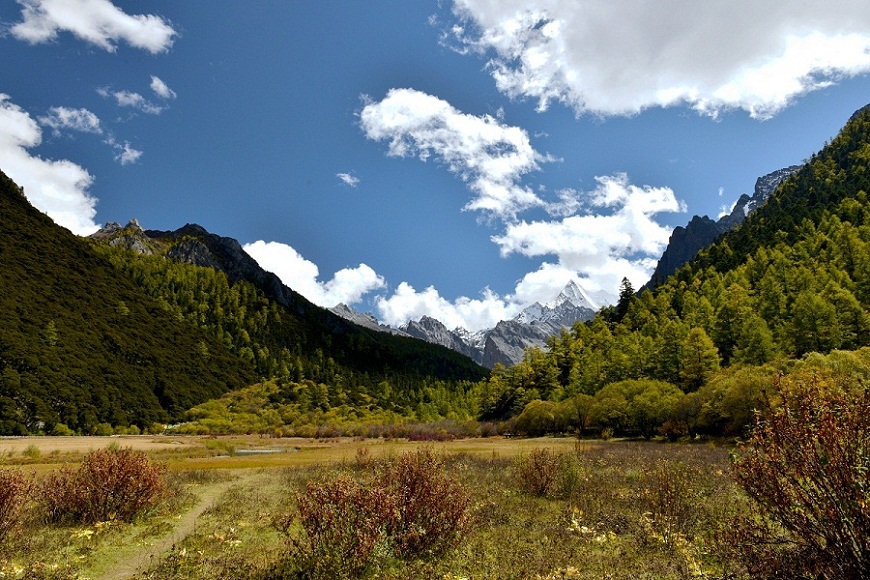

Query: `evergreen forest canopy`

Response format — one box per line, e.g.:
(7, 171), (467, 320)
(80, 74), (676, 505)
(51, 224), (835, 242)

(0, 171), (255, 434)
(0, 170), (486, 435)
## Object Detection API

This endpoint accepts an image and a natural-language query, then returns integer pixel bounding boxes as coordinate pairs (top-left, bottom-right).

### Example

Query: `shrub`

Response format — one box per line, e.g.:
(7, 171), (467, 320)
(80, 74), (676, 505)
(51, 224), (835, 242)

(50, 423), (74, 436)
(0, 469), (31, 546)
(284, 449), (472, 577)
(40, 447), (166, 523)
(514, 447), (561, 496)
(729, 378), (870, 578)
(640, 461), (697, 545)
(378, 448), (472, 557)
(286, 475), (398, 579)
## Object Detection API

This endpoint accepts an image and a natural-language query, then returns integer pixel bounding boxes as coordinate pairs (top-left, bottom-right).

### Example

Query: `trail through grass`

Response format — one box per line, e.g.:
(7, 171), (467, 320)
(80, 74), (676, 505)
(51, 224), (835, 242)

(81, 471), (267, 580)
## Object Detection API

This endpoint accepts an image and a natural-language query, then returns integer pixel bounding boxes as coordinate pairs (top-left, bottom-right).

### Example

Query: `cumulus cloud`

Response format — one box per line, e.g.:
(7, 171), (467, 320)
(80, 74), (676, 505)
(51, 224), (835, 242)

(10, 0), (176, 54)
(149, 75), (176, 100)
(376, 283), (512, 332)
(0, 94), (98, 235)
(449, 0), (870, 119)
(98, 87), (165, 115)
(492, 174), (683, 291)
(38, 106), (102, 135)
(337, 172), (360, 187)
(360, 88), (549, 219)
(243, 240), (386, 308)
(104, 135), (142, 165)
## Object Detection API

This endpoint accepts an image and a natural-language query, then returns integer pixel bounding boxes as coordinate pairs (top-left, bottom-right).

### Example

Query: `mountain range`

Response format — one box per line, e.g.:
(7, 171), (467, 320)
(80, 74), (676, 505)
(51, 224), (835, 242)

(329, 164), (801, 367)
(0, 181), (486, 434)
(332, 280), (600, 368)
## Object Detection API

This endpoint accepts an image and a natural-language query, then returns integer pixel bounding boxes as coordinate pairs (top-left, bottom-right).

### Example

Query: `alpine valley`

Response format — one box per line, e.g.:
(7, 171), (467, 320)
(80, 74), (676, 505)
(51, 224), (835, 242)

(3, 102), (870, 438)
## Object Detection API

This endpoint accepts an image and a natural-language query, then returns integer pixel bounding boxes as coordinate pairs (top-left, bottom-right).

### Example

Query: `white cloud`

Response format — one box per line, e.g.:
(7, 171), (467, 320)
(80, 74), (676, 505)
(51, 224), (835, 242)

(38, 106), (102, 135)
(360, 88), (549, 219)
(449, 0), (870, 119)
(492, 174), (683, 293)
(376, 283), (512, 332)
(11, 0), (176, 54)
(243, 240), (386, 308)
(105, 136), (142, 165)
(150, 75), (176, 100)
(98, 87), (165, 115)
(0, 94), (98, 235)
(374, 173), (679, 332)
(337, 172), (360, 187)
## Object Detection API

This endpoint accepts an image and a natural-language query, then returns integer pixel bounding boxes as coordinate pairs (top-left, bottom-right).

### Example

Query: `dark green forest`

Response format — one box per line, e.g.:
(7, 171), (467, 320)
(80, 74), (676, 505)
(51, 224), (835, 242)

(91, 243), (486, 424)
(0, 170), (255, 433)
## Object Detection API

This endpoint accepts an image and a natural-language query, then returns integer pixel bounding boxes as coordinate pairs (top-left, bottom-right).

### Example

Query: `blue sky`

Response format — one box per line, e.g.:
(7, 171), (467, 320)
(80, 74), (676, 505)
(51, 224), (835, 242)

(3, 1), (870, 332)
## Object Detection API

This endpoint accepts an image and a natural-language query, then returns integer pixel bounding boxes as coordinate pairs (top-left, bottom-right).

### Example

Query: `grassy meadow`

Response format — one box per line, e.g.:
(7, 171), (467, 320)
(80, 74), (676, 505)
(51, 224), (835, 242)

(0, 435), (756, 580)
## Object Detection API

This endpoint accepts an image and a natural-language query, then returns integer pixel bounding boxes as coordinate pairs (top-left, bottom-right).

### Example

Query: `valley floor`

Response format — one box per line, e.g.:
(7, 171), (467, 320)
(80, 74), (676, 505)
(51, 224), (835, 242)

(1, 436), (747, 579)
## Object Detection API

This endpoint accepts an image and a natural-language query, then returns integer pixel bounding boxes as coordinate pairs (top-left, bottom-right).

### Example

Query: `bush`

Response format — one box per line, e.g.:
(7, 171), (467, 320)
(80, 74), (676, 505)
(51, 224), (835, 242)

(284, 449), (472, 577)
(378, 448), (472, 557)
(286, 476), (397, 579)
(514, 447), (561, 496)
(40, 447), (166, 523)
(729, 378), (870, 578)
(0, 470), (31, 546)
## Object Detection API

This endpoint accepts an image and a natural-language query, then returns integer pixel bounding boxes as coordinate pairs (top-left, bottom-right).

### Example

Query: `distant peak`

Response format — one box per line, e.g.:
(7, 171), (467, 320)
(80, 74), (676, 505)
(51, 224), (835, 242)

(548, 279), (596, 310)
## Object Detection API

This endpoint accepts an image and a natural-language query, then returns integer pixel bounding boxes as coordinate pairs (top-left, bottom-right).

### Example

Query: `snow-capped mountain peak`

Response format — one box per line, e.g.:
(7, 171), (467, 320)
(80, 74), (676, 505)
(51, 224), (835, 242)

(546, 279), (597, 310)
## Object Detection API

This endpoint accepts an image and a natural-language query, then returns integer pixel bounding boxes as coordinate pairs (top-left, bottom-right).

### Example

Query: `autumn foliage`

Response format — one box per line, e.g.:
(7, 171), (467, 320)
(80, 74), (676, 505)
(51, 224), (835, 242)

(730, 378), (870, 578)
(40, 447), (166, 523)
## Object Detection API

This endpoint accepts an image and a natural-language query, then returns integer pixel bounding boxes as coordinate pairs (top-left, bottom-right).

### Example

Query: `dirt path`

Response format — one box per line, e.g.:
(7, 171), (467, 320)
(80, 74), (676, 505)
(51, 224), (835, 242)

(84, 470), (266, 580)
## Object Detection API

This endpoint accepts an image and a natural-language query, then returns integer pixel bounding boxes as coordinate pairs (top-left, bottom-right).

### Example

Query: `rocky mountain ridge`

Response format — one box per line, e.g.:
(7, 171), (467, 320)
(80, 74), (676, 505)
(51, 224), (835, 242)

(94, 220), (600, 369)
(334, 280), (599, 368)
(643, 165), (801, 290)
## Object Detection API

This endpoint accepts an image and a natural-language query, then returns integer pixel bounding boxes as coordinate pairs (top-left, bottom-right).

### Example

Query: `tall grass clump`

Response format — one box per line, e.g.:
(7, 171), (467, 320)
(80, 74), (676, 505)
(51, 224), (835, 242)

(40, 447), (166, 523)
(0, 469), (31, 547)
(513, 447), (561, 496)
(727, 378), (870, 578)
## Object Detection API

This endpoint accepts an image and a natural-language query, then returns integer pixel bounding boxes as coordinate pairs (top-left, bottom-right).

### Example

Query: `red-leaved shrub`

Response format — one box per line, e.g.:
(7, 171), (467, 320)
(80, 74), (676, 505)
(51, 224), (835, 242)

(285, 449), (472, 577)
(729, 379), (870, 578)
(288, 476), (398, 579)
(514, 447), (561, 496)
(378, 448), (472, 557)
(0, 469), (31, 546)
(41, 447), (166, 523)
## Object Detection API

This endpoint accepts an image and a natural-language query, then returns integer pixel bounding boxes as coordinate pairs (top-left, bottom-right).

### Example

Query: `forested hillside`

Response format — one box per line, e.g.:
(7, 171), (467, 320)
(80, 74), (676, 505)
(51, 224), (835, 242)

(91, 242), (487, 424)
(476, 103), (870, 435)
(0, 167), (489, 435)
(0, 170), (256, 434)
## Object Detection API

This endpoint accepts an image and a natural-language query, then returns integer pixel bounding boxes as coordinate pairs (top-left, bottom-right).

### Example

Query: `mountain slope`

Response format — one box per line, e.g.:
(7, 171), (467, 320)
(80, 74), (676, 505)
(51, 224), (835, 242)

(0, 170), (256, 434)
(90, 221), (488, 398)
(473, 103), (870, 420)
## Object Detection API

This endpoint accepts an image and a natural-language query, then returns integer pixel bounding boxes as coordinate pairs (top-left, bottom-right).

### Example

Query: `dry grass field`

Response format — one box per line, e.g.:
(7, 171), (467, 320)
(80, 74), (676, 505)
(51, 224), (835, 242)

(0, 435), (749, 579)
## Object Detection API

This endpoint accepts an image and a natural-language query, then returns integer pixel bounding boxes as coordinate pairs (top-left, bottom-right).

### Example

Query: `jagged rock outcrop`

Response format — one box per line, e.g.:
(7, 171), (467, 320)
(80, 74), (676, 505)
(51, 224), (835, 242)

(403, 316), (482, 361)
(90, 219), (159, 255)
(330, 303), (409, 337)
(644, 165), (801, 290)
(92, 222), (316, 317)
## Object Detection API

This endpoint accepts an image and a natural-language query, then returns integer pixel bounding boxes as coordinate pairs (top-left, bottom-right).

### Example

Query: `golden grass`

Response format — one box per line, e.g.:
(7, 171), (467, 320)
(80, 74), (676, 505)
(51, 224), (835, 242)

(0, 435), (586, 472)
